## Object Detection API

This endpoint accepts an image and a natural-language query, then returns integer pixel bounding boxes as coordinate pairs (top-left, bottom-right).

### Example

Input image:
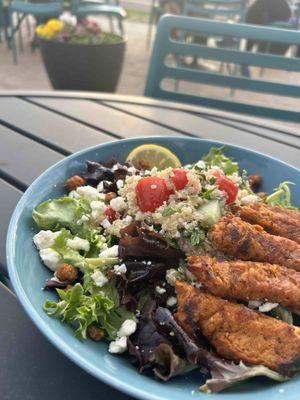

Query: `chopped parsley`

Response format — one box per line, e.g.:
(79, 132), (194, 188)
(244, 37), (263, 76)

(162, 205), (184, 217)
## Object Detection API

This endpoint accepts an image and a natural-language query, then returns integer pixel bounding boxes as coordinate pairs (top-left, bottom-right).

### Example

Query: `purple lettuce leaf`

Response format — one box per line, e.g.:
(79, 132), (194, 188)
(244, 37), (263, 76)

(200, 359), (289, 393)
(119, 222), (184, 263)
(153, 343), (198, 381)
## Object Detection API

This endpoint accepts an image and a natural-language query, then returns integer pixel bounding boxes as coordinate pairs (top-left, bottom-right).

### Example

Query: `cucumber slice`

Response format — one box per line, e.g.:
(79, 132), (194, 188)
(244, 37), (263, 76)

(198, 200), (222, 227)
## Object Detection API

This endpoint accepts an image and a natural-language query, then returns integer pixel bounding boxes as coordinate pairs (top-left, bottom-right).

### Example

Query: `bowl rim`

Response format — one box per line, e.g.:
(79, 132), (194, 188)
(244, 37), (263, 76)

(6, 136), (300, 400)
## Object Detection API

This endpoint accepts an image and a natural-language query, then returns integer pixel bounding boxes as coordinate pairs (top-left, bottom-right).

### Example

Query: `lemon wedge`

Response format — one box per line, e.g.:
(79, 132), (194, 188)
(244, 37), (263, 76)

(126, 144), (181, 170)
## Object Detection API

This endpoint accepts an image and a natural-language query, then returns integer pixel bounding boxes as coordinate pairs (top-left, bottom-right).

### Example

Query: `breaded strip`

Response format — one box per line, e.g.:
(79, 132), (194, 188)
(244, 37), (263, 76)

(175, 281), (300, 375)
(188, 255), (300, 314)
(210, 213), (300, 271)
(235, 202), (300, 244)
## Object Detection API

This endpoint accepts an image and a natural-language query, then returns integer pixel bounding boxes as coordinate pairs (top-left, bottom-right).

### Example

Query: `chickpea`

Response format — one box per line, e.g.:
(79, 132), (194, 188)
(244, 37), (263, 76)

(248, 174), (262, 191)
(65, 175), (86, 191)
(87, 324), (104, 342)
(56, 263), (78, 283)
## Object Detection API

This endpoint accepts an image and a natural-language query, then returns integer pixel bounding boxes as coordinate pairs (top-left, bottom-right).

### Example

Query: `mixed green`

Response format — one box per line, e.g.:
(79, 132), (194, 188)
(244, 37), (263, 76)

(32, 146), (296, 393)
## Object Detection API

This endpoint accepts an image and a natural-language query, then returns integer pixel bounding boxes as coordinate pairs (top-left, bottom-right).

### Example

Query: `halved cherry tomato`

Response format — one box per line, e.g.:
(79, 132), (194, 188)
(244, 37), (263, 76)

(105, 206), (117, 223)
(171, 169), (188, 190)
(136, 176), (171, 212)
(212, 171), (238, 204)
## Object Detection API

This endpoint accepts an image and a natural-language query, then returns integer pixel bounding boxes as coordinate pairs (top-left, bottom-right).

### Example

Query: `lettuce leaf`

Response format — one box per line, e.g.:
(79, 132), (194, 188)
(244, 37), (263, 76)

(153, 343), (197, 381)
(264, 181), (297, 210)
(49, 228), (116, 272)
(33, 197), (91, 230)
(200, 360), (288, 393)
(44, 282), (135, 340)
(32, 197), (109, 246)
(202, 146), (238, 175)
(52, 228), (86, 270)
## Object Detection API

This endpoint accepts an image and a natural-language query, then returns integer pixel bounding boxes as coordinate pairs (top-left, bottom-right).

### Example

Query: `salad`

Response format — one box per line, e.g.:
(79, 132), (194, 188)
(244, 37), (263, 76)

(32, 144), (300, 393)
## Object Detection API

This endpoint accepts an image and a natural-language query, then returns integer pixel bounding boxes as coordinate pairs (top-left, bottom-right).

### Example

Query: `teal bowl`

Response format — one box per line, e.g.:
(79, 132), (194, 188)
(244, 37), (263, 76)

(6, 137), (300, 400)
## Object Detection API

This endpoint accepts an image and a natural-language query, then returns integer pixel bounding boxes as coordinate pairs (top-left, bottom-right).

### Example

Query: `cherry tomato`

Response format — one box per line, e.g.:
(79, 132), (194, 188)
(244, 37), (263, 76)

(136, 176), (171, 212)
(105, 206), (117, 223)
(171, 169), (188, 190)
(212, 171), (238, 204)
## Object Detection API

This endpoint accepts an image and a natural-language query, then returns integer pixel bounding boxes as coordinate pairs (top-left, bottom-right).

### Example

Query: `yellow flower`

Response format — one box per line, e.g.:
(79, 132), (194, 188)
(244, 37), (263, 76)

(36, 19), (64, 39)
(46, 19), (63, 33)
(35, 25), (45, 36)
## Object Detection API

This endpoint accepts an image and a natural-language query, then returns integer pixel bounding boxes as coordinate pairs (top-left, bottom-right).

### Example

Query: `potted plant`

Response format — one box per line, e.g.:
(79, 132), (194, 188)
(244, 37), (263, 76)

(36, 13), (126, 92)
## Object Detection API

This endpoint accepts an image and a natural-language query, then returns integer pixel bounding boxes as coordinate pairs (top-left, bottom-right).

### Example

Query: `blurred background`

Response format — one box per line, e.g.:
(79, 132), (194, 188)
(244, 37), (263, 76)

(1, 0), (300, 111)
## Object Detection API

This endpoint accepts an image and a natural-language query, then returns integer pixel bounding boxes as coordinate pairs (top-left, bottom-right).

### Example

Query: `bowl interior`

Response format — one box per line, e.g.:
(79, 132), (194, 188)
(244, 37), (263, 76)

(7, 137), (300, 400)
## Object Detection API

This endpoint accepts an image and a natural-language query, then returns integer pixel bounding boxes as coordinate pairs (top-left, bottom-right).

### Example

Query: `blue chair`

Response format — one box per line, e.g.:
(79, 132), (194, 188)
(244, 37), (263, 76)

(147, 0), (163, 47)
(180, 0), (247, 73)
(147, 0), (184, 48)
(182, 0), (246, 21)
(0, 0), (9, 43)
(145, 15), (300, 122)
(8, 0), (64, 63)
(71, 0), (126, 36)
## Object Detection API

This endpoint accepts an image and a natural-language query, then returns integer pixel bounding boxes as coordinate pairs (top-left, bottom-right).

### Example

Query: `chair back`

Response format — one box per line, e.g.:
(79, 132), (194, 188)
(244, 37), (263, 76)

(0, 0), (4, 35)
(145, 15), (300, 122)
(182, 0), (246, 22)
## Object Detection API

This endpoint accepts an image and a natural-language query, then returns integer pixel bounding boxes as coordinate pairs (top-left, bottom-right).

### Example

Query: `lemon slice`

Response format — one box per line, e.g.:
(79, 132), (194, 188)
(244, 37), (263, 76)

(126, 144), (181, 170)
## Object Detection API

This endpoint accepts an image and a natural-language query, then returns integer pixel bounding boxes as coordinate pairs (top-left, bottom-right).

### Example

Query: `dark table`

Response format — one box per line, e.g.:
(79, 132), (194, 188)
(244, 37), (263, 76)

(1, 92), (299, 400)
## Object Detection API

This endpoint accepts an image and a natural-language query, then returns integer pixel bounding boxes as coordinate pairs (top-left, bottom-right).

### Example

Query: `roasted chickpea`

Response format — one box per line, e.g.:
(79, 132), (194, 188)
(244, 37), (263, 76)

(87, 324), (104, 342)
(56, 263), (78, 283)
(248, 174), (262, 191)
(65, 175), (86, 191)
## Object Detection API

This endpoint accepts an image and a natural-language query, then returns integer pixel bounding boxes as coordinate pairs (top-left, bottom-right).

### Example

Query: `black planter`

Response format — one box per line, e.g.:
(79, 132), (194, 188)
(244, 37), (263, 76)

(39, 38), (126, 92)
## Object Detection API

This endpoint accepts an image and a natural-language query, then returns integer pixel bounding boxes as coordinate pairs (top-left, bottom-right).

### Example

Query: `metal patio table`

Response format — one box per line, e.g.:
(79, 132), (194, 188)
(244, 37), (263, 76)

(1, 91), (300, 400)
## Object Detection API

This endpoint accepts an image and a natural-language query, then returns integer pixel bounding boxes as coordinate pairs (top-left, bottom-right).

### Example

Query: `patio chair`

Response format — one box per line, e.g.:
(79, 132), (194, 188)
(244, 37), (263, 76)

(182, 0), (246, 21)
(71, 0), (126, 36)
(145, 15), (300, 122)
(7, 0), (64, 63)
(146, 0), (163, 48)
(0, 0), (9, 43)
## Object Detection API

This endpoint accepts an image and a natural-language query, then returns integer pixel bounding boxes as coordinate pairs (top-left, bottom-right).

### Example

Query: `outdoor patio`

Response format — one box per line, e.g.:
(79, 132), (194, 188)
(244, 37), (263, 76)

(2, 11), (300, 118)
(0, 16), (150, 94)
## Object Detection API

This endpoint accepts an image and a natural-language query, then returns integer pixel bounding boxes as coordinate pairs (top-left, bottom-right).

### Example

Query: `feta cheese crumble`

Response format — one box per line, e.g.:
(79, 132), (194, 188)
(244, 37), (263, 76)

(97, 180), (110, 192)
(33, 230), (61, 250)
(73, 185), (100, 200)
(39, 248), (61, 271)
(166, 296), (177, 307)
(66, 237), (90, 252)
(99, 245), (119, 258)
(90, 200), (106, 223)
(101, 218), (111, 230)
(110, 196), (126, 212)
(117, 319), (137, 337)
(113, 263), (127, 275)
(108, 336), (127, 354)
(91, 270), (108, 287)
(116, 179), (124, 189)
(109, 319), (137, 354)
(166, 269), (181, 286)
(156, 286), (166, 295)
